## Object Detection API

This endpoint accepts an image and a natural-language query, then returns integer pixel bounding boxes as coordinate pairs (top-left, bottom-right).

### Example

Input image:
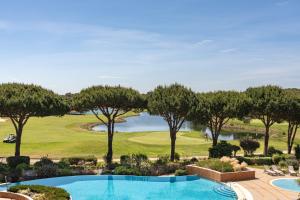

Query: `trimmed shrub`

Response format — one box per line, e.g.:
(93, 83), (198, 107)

(209, 141), (233, 158)
(174, 152), (180, 161)
(131, 153), (148, 169)
(156, 155), (170, 165)
(268, 146), (283, 156)
(120, 155), (131, 166)
(6, 156), (30, 169)
(8, 185), (70, 200)
(236, 156), (272, 165)
(295, 144), (300, 160)
(34, 157), (58, 178)
(114, 166), (141, 176)
(0, 163), (9, 174)
(175, 169), (188, 176)
(272, 154), (283, 164)
(240, 139), (260, 156)
(62, 156), (97, 166)
(287, 159), (299, 170)
(190, 157), (199, 163)
(279, 160), (288, 169)
(231, 145), (241, 157)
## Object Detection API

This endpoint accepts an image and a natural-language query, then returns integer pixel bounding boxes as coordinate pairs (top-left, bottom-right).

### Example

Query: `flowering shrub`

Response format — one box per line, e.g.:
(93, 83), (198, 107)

(220, 156), (248, 172)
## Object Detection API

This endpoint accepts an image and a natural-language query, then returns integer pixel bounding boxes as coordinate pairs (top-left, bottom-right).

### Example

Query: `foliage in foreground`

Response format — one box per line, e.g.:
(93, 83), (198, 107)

(8, 185), (70, 200)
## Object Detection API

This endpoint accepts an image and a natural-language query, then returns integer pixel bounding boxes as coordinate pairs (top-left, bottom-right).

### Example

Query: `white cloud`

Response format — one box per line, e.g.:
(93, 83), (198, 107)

(220, 48), (238, 53)
(194, 39), (213, 46)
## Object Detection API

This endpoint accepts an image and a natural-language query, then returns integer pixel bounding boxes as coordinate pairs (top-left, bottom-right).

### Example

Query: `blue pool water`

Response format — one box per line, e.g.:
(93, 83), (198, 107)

(0, 175), (237, 200)
(272, 178), (300, 192)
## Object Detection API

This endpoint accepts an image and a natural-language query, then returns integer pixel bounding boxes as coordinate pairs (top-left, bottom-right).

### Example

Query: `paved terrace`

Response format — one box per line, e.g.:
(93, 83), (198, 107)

(238, 168), (298, 200)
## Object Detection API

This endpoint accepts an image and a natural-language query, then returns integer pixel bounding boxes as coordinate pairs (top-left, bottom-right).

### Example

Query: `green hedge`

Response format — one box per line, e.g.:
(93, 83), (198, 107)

(8, 185), (70, 200)
(114, 166), (141, 175)
(236, 156), (273, 165)
(61, 156), (97, 166)
(6, 156), (30, 169)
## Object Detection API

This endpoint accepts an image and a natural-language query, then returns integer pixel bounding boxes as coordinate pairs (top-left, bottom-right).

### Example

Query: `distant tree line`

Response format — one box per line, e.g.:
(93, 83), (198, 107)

(0, 83), (300, 163)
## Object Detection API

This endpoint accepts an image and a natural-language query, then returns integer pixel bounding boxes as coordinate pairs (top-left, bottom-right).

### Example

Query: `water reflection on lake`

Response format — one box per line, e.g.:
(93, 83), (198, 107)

(92, 112), (191, 132)
(92, 112), (262, 141)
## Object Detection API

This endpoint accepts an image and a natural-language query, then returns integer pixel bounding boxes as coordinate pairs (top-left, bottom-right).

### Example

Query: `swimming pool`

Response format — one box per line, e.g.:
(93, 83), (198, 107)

(0, 175), (237, 200)
(272, 178), (300, 192)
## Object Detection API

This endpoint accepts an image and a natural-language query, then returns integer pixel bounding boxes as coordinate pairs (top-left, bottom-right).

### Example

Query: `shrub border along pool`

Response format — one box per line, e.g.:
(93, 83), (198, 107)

(270, 177), (300, 193)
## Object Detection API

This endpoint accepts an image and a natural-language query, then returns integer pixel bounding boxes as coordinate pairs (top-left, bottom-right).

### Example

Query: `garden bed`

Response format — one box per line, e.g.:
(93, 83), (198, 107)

(186, 165), (255, 182)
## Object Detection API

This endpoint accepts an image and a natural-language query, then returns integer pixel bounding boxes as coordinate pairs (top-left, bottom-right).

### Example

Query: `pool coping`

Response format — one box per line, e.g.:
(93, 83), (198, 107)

(270, 177), (300, 193)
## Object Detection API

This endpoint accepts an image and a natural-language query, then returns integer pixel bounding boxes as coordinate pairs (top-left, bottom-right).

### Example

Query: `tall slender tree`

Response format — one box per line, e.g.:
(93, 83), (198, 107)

(147, 83), (197, 161)
(246, 85), (284, 156)
(73, 85), (145, 165)
(194, 91), (249, 146)
(281, 92), (300, 154)
(0, 83), (69, 156)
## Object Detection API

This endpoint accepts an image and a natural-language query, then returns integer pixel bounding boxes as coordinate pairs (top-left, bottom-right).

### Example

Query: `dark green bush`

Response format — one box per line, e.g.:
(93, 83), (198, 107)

(62, 156), (97, 166)
(131, 153), (148, 169)
(120, 155), (131, 166)
(0, 163), (9, 174)
(58, 168), (73, 176)
(8, 185), (70, 200)
(295, 144), (300, 160)
(190, 157), (198, 163)
(240, 139), (260, 156)
(6, 156), (30, 169)
(287, 159), (299, 170)
(175, 169), (188, 176)
(231, 145), (241, 157)
(114, 166), (141, 175)
(57, 160), (71, 169)
(174, 152), (180, 161)
(34, 157), (58, 178)
(268, 146), (283, 156)
(236, 156), (272, 165)
(198, 159), (234, 172)
(156, 155), (170, 165)
(209, 141), (233, 158)
(272, 154), (283, 164)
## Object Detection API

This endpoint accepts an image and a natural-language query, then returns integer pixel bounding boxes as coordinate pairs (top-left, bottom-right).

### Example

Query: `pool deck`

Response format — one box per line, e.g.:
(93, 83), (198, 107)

(238, 168), (298, 200)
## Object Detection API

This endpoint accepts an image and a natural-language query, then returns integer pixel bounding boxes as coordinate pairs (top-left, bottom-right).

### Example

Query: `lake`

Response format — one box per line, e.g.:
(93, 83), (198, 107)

(92, 112), (261, 141)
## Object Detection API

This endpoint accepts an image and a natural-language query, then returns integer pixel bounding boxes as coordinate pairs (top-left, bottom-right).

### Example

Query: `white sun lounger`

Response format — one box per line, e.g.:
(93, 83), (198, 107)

(271, 165), (284, 176)
(288, 166), (297, 176)
(264, 165), (277, 176)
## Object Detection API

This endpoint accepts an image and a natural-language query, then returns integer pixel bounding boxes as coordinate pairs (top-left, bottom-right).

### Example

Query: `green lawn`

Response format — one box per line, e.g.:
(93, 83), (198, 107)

(0, 113), (298, 159)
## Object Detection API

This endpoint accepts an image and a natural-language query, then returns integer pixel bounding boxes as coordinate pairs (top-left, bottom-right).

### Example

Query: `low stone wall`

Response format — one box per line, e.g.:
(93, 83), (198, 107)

(0, 191), (33, 200)
(186, 165), (255, 182)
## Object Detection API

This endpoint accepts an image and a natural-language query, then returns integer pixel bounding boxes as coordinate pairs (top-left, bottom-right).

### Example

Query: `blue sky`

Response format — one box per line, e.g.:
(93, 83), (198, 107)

(0, 0), (299, 94)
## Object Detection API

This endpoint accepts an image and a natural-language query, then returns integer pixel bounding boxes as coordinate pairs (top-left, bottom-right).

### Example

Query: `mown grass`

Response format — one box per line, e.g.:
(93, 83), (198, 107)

(0, 113), (298, 159)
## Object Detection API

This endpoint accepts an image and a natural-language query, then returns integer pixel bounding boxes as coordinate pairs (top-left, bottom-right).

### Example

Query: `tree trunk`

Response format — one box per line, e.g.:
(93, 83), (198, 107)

(170, 130), (176, 161)
(15, 126), (23, 157)
(264, 126), (270, 156)
(106, 121), (114, 165)
(287, 123), (298, 154)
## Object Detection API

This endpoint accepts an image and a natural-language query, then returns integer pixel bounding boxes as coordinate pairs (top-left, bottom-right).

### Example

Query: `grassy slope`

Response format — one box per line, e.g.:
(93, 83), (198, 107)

(0, 114), (297, 159)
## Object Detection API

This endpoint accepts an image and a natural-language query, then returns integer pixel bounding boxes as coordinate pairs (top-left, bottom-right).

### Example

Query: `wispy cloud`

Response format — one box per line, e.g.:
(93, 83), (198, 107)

(220, 48), (238, 53)
(275, 1), (289, 6)
(194, 39), (213, 46)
